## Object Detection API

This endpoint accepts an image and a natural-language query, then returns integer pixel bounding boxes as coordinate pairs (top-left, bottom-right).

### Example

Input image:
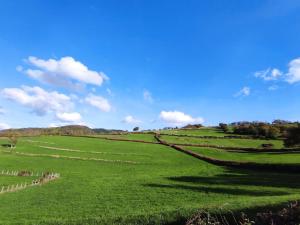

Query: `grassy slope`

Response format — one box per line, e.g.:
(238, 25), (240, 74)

(95, 133), (158, 143)
(182, 146), (300, 164)
(0, 135), (299, 224)
(158, 128), (237, 137)
(160, 135), (284, 149)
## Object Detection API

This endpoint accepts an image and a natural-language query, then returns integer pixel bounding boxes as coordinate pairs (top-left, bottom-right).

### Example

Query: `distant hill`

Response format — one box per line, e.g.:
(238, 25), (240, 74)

(0, 125), (125, 137)
(181, 124), (203, 129)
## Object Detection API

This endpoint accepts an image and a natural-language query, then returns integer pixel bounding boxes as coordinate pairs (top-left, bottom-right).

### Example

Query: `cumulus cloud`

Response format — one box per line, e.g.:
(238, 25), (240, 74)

(143, 90), (153, 103)
(122, 115), (142, 124)
(0, 123), (10, 130)
(55, 112), (82, 123)
(254, 68), (282, 81)
(254, 57), (300, 84)
(22, 56), (108, 88)
(85, 94), (111, 112)
(286, 58), (300, 84)
(235, 87), (250, 97)
(2, 86), (73, 116)
(159, 111), (204, 126)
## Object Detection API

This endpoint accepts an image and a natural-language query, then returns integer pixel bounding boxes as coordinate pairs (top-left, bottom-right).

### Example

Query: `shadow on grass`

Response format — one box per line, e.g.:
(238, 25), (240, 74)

(144, 168), (300, 197)
(146, 183), (287, 196)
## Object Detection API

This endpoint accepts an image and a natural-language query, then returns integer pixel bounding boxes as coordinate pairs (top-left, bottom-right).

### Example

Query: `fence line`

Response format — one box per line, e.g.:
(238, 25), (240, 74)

(0, 170), (60, 195)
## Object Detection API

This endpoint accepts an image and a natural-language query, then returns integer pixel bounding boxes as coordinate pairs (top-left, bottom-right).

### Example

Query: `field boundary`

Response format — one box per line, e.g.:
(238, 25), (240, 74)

(61, 135), (160, 145)
(39, 145), (151, 157)
(166, 142), (300, 153)
(159, 133), (272, 140)
(0, 170), (60, 195)
(0, 149), (139, 164)
(154, 134), (300, 173)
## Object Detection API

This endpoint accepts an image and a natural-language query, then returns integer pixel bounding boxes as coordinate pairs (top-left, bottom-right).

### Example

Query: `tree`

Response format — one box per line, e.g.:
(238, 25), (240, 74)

(284, 124), (300, 147)
(133, 127), (139, 132)
(219, 123), (229, 133)
(7, 131), (18, 149)
(267, 126), (280, 139)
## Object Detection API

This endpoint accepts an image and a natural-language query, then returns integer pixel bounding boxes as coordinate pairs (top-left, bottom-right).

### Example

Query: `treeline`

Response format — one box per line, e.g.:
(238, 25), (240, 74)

(219, 120), (300, 147)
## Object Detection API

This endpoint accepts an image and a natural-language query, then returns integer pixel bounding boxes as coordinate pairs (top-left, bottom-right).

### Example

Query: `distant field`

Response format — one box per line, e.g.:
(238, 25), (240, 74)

(158, 128), (239, 137)
(0, 133), (299, 224)
(160, 135), (284, 149)
(95, 133), (158, 143)
(182, 146), (300, 164)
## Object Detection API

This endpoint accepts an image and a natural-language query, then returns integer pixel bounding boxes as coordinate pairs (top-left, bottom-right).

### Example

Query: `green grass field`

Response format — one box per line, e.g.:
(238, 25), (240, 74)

(0, 129), (299, 224)
(160, 135), (284, 149)
(95, 133), (158, 143)
(158, 128), (239, 137)
(181, 146), (300, 164)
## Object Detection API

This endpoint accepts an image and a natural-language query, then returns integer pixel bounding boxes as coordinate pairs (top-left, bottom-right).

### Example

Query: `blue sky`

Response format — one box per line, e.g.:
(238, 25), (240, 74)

(0, 0), (300, 130)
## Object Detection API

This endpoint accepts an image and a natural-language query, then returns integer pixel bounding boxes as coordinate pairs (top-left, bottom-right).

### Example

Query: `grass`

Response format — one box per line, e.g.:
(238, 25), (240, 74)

(181, 146), (300, 164)
(160, 135), (284, 149)
(94, 133), (158, 143)
(0, 135), (299, 224)
(158, 128), (240, 137)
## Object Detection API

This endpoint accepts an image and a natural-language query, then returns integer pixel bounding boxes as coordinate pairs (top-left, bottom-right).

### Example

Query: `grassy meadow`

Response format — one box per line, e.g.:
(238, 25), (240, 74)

(159, 135), (284, 149)
(0, 129), (299, 224)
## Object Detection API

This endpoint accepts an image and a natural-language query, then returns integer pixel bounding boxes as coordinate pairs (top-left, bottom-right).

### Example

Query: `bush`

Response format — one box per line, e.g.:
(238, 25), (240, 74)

(284, 124), (300, 147)
(219, 123), (229, 133)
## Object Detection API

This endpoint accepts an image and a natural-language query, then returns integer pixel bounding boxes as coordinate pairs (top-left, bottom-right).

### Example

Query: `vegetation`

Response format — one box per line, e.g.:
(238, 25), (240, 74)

(6, 131), (18, 149)
(219, 123), (229, 133)
(284, 124), (300, 147)
(181, 146), (300, 164)
(159, 135), (284, 149)
(0, 125), (299, 224)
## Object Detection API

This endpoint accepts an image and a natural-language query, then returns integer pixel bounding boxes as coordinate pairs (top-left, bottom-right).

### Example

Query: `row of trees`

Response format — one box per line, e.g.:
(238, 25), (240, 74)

(232, 123), (281, 139)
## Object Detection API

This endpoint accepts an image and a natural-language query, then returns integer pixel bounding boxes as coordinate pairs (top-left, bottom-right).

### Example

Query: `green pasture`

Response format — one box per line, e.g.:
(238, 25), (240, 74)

(158, 128), (238, 137)
(95, 133), (158, 143)
(0, 135), (299, 224)
(181, 146), (300, 164)
(160, 135), (284, 149)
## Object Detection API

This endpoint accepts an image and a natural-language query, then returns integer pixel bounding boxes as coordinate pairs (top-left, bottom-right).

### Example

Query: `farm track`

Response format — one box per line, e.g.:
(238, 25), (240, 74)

(154, 134), (300, 173)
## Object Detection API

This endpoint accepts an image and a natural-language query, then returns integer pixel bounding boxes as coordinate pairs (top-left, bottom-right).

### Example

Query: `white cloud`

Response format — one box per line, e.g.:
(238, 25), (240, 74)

(85, 94), (111, 112)
(235, 87), (250, 97)
(106, 88), (114, 96)
(55, 112), (82, 123)
(2, 86), (73, 116)
(23, 56), (108, 88)
(285, 58), (300, 84)
(268, 85), (279, 91)
(254, 68), (282, 81)
(0, 123), (10, 130)
(159, 110), (204, 126)
(122, 115), (142, 124)
(143, 90), (153, 103)
(254, 57), (300, 84)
